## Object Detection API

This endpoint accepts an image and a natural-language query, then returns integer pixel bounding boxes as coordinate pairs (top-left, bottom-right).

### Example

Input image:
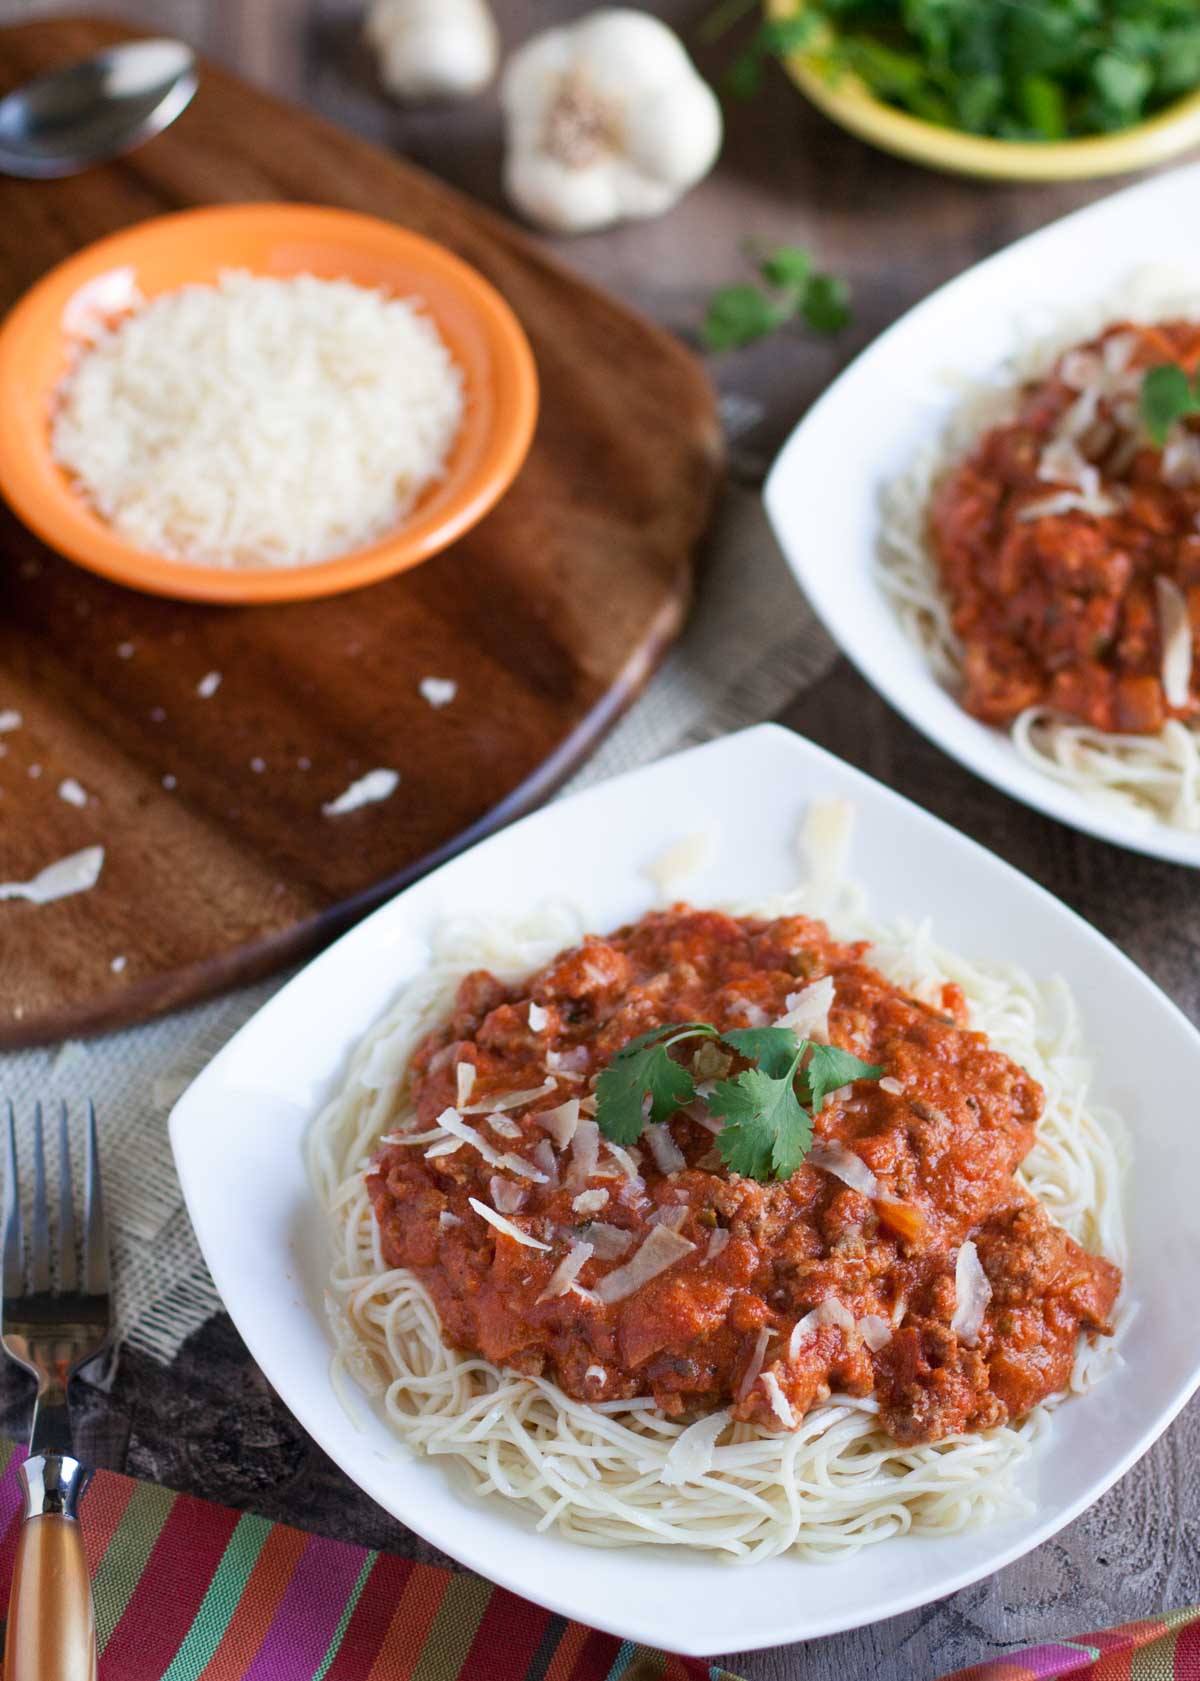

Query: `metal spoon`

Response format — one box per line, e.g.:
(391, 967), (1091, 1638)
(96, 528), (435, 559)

(0, 39), (197, 179)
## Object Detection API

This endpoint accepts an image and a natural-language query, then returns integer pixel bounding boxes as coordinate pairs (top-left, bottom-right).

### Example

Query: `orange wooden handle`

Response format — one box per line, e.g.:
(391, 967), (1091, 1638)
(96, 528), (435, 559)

(3, 1514), (97, 1681)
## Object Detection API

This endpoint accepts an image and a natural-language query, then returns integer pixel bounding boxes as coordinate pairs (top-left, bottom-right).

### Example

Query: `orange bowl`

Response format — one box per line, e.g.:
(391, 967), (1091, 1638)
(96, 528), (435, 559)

(0, 203), (539, 603)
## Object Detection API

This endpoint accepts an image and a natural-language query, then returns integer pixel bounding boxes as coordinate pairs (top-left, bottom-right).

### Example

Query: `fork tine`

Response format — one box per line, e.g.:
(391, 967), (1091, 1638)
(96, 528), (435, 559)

(58, 1101), (78, 1292)
(29, 1103), (50, 1294)
(3, 1102), (21, 1303)
(83, 1101), (109, 1297)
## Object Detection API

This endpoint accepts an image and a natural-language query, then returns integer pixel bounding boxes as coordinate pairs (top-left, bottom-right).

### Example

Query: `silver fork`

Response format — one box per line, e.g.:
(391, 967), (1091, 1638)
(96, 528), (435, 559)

(1, 1100), (111, 1681)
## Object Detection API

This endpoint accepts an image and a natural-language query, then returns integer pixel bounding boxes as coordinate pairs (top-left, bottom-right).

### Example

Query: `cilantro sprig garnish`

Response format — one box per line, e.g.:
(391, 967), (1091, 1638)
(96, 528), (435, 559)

(1141, 364), (1200, 448)
(594, 1020), (882, 1183)
(701, 246), (852, 353)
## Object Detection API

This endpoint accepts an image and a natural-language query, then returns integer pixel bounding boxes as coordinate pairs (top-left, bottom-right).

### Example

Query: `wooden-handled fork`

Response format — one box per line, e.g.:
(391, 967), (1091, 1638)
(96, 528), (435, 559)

(1, 1101), (111, 1681)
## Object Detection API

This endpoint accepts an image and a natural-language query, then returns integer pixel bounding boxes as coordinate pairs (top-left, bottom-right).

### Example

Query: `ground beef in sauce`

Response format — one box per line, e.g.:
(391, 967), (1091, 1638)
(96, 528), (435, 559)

(367, 908), (1121, 1445)
(931, 319), (1200, 734)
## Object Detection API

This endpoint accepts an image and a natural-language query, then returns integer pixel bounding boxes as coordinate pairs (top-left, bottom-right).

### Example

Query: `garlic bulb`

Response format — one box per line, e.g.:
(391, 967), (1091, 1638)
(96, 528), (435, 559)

(365, 0), (499, 103)
(500, 8), (723, 235)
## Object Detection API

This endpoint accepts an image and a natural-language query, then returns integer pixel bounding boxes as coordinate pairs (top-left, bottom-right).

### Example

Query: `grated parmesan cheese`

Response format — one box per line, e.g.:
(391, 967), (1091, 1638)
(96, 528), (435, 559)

(0, 845), (104, 905)
(419, 677), (457, 709)
(196, 671), (222, 698)
(57, 777), (88, 808)
(52, 271), (465, 570)
(322, 768), (399, 817)
(0, 710), (21, 732)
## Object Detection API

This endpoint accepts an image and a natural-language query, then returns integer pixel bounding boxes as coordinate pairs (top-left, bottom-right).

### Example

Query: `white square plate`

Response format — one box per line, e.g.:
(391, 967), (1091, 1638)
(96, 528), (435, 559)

(171, 725), (1200, 1653)
(765, 162), (1200, 868)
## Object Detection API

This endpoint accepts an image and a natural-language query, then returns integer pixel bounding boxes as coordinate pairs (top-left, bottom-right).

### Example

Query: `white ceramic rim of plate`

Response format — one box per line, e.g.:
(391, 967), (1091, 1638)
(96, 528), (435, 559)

(171, 724), (1200, 1652)
(764, 160), (1200, 868)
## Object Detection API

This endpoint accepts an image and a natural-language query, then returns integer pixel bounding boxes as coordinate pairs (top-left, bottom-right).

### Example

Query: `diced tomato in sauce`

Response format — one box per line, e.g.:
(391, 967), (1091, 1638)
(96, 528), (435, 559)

(931, 320), (1200, 734)
(368, 909), (1120, 1445)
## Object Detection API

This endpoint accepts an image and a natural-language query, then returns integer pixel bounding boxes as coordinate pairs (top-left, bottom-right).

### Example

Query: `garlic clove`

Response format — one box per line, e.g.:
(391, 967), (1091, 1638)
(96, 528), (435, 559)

(366, 0), (499, 103)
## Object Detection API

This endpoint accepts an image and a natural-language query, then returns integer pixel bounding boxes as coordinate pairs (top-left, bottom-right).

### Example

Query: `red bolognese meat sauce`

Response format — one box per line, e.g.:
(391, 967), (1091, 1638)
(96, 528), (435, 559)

(930, 320), (1200, 735)
(367, 908), (1121, 1445)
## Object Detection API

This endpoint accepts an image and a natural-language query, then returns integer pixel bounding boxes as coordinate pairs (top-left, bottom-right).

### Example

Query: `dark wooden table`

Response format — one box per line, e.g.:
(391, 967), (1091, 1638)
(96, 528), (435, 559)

(4, 2), (1199, 1676)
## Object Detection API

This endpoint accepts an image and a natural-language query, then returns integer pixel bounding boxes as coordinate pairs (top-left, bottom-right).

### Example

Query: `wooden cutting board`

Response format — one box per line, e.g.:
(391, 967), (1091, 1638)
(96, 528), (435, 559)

(0, 18), (721, 1049)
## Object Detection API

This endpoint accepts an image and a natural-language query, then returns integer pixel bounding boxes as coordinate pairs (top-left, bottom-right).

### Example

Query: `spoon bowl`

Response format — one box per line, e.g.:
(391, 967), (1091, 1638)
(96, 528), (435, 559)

(0, 39), (197, 179)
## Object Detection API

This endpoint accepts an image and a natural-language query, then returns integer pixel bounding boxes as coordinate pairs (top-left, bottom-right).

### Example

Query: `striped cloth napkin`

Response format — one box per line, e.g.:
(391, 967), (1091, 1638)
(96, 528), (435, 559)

(0, 1439), (1192, 1680)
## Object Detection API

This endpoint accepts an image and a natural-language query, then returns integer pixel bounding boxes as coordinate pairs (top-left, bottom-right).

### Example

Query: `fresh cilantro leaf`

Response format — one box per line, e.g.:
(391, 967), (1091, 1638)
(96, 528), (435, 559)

(721, 1025), (799, 1078)
(710, 1063), (813, 1180)
(1019, 74), (1067, 140)
(1141, 364), (1200, 447)
(758, 245), (811, 291)
(701, 251), (852, 352)
(701, 285), (786, 351)
(802, 1043), (885, 1113)
(594, 1023), (718, 1143)
(801, 274), (852, 335)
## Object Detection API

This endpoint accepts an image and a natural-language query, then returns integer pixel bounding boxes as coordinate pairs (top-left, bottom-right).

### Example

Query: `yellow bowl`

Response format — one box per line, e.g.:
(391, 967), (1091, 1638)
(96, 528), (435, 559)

(768, 0), (1200, 182)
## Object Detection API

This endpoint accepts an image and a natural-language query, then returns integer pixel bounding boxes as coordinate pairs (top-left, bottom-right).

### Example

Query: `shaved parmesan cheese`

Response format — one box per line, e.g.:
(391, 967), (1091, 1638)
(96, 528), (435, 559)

(803, 797), (854, 885)
(0, 710), (22, 732)
(499, 1154), (549, 1182)
(788, 1298), (855, 1360)
(322, 768), (399, 817)
(196, 671), (222, 698)
(660, 1408), (730, 1486)
(704, 1227), (730, 1264)
(528, 1002), (548, 1032)
(468, 1196), (550, 1250)
(583, 1222), (635, 1260)
(438, 1211), (462, 1230)
(584, 1364), (607, 1385)
(531, 1138), (558, 1184)
(1018, 489), (1118, 522)
(950, 1240), (992, 1346)
(486, 1112), (521, 1140)
(462, 1079), (557, 1114)
(776, 975), (835, 1043)
(1156, 575), (1193, 709)
(537, 1239), (593, 1302)
(0, 845), (104, 905)
(433, 1108), (546, 1183)
(736, 1327), (772, 1402)
(566, 1118), (600, 1190)
(645, 829), (715, 898)
(489, 1175), (526, 1214)
(761, 1370), (796, 1428)
(647, 1205), (688, 1231)
(807, 1139), (878, 1198)
(644, 1123), (685, 1176)
(57, 777), (88, 808)
(455, 1062), (477, 1106)
(595, 1225), (694, 1304)
(536, 1099), (581, 1150)
(878, 1076), (905, 1095)
(110, 954), (127, 974)
(572, 1188), (609, 1214)
(859, 1314), (892, 1352)
(424, 1138), (464, 1159)
(419, 677), (457, 709)
(604, 1141), (641, 1180)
